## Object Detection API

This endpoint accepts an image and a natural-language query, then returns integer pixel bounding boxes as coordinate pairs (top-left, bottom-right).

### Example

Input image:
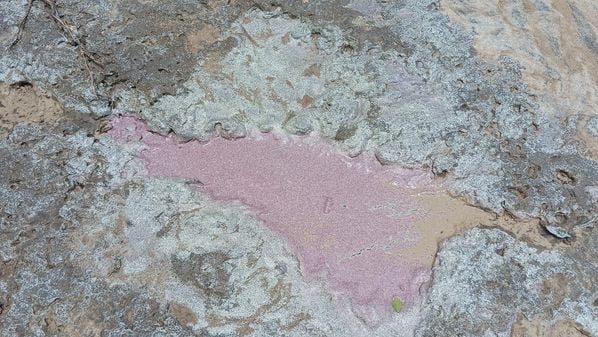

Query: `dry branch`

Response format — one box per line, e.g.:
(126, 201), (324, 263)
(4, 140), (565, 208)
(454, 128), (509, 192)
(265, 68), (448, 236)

(9, 0), (34, 48)
(10, 0), (103, 96)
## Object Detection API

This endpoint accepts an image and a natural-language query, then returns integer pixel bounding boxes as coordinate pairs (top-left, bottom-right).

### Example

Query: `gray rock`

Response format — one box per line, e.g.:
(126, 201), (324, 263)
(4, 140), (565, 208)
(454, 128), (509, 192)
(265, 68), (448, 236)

(417, 228), (597, 337)
(2, 0), (597, 223)
(0, 125), (192, 336)
(588, 117), (598, 138)
(1, 0), (597, 336)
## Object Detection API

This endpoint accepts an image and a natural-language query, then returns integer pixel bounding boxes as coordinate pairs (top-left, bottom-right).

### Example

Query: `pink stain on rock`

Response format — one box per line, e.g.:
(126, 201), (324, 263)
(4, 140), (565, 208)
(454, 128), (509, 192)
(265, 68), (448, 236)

(110, 117), (434, 319)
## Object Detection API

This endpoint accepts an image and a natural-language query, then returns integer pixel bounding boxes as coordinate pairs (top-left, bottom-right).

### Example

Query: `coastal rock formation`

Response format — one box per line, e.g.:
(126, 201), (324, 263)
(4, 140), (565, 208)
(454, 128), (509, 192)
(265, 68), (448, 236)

(0, 0), (596, 336)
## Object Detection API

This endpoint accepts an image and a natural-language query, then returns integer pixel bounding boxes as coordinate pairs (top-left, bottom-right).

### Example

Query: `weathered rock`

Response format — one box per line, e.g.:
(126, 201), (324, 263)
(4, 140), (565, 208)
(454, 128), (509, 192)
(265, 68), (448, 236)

(2, 0), (597, 223)
(416, 228), (597, 337)
(0, 0), (597, 336)
(0, 125), (191, 336)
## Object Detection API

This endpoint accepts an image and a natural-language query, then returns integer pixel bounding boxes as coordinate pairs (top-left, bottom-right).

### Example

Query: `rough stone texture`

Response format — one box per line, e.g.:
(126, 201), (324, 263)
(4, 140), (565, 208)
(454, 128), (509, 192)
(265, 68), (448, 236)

(1, 0), (597, 225)
(0, 0), (252, 116)
(417, 228), (597, 337)
(0, 125), (193, 337)
(0, 0), (597, 336)
(441, 0), (598, 129)
(137, 3), (598, 227)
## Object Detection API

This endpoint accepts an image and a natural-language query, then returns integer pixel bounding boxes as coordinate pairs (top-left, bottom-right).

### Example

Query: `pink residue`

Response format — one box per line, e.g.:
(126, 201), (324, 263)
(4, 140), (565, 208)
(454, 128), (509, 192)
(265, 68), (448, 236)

(110, 116), (434, 321)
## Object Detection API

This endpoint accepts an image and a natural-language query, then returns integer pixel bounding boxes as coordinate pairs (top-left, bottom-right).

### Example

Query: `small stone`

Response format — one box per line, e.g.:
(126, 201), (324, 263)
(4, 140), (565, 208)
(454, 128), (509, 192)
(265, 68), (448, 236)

(545, 226), (572, 239)
(587, 117), (598, 138)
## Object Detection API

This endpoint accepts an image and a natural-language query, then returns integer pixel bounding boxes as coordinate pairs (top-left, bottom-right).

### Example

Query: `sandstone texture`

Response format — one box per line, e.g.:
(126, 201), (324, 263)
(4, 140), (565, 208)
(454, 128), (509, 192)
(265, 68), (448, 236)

(0, 0), (596, 336)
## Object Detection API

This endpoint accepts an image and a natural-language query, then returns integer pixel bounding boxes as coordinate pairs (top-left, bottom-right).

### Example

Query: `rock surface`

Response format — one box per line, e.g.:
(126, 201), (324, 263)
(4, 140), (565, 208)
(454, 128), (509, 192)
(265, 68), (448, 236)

(0, 0), (596, 336)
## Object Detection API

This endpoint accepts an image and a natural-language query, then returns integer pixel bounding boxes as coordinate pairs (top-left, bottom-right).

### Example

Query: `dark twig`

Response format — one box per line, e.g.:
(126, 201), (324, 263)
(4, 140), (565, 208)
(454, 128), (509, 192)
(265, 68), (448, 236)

(11, 0), (103, 96)
(40, 0), (102, 96)
(9, 0), (34, 48)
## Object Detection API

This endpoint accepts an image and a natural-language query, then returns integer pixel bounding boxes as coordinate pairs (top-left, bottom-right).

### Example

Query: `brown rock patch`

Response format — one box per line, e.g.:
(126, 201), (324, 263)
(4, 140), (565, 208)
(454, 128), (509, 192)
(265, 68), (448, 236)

(303, 64), (321, 77)
(186, 25), (220, 54)
(297, 95), (314, 108)
(169, 302), (198, 327)
(0, 82), (63, 138)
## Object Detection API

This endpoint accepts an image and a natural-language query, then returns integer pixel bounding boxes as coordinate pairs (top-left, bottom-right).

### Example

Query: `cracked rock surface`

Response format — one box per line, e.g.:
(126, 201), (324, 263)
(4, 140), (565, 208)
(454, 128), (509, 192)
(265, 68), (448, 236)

(0, 0), (597, 336)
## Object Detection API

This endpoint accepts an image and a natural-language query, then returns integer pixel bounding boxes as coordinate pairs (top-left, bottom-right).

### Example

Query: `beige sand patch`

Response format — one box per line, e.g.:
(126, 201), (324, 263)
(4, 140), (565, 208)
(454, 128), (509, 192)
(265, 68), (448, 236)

(0, 82), (63, 137)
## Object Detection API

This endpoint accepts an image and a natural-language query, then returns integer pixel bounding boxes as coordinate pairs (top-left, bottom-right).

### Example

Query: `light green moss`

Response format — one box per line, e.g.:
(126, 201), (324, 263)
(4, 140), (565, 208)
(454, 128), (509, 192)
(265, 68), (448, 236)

(391, 297), (402, 313)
